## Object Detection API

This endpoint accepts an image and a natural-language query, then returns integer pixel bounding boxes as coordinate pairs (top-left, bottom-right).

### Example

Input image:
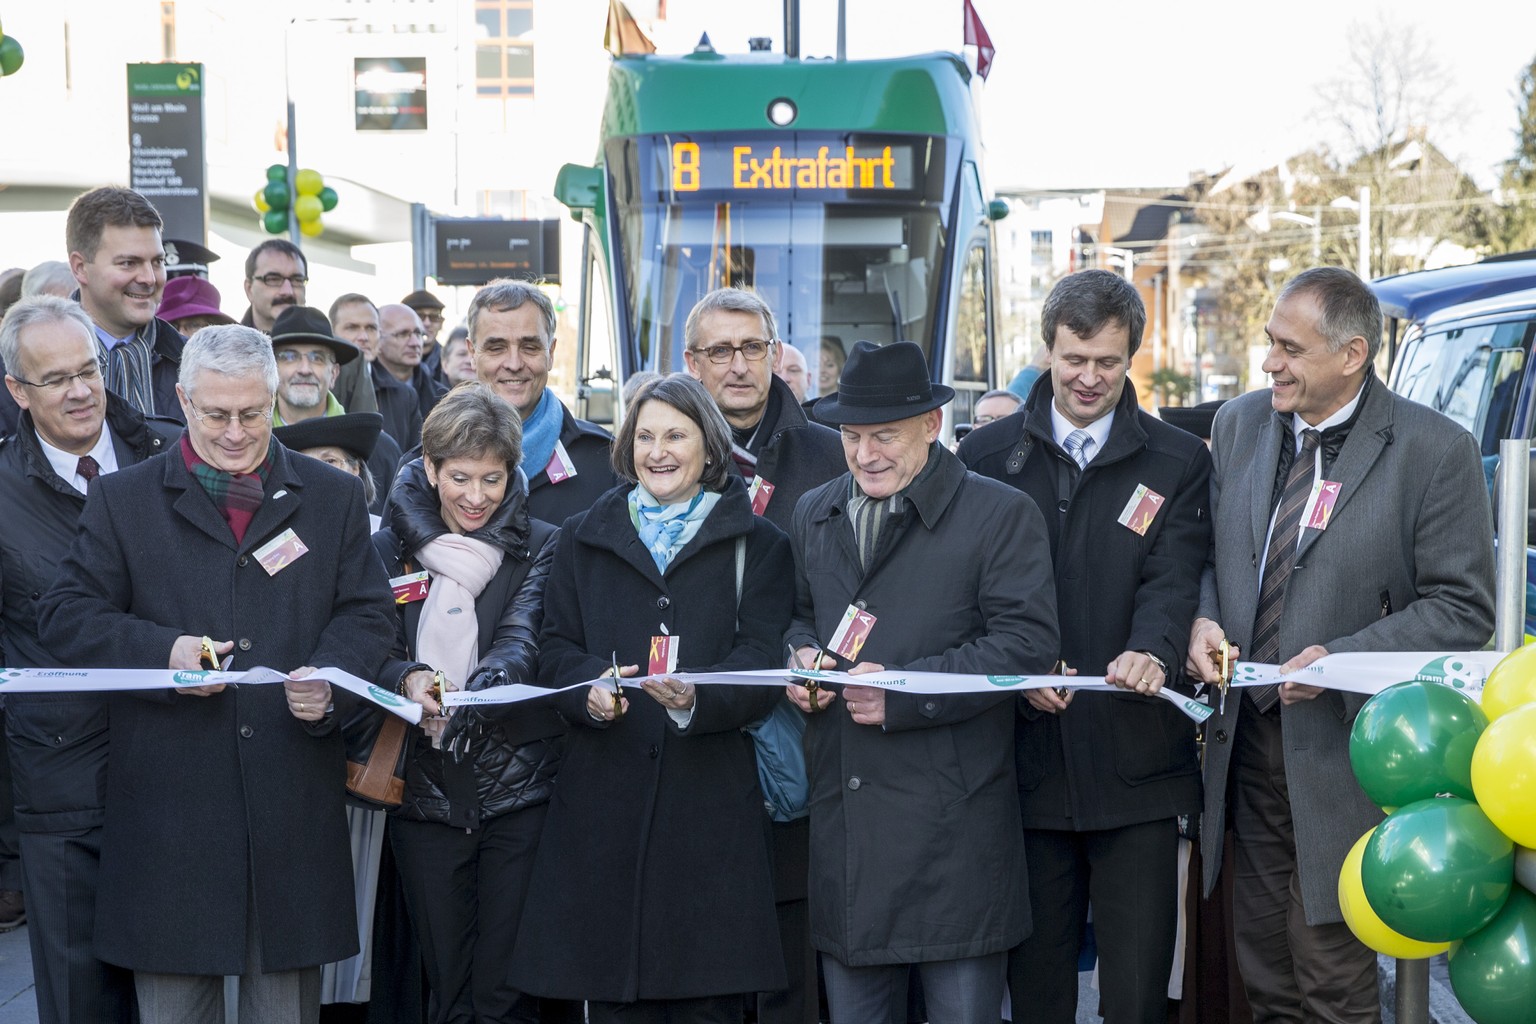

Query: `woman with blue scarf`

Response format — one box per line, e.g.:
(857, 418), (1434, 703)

(511, 374), (794, 1024)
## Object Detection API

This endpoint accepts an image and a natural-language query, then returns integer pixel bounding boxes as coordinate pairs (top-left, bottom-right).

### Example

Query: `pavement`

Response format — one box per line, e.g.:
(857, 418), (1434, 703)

(0, 923), (32, 1023)
(0, 923), (1480, 1024)
(1071, 955), (1473, 1023)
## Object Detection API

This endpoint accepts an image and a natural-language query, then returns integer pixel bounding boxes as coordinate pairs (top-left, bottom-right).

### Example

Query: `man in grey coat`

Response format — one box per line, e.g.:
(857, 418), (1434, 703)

(785, 340), (1059, 1024)
(1187, 267), (1495, 1023)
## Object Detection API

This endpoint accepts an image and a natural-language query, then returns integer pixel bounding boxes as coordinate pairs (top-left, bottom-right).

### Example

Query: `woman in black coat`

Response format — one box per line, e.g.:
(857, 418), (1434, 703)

(372, 382), (563, 1024)
(510, 374), (794, 1024)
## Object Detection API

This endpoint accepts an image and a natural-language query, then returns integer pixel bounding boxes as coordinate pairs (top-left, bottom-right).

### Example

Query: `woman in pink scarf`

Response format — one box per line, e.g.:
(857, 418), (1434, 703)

(372, 382), (566, 1024)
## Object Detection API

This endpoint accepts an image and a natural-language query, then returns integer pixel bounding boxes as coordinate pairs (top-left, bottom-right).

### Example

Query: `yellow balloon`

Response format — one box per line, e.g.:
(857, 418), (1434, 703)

(1339, 829), (1452, 958)
(1472, 704), (1536, 846)
(294, 169), (324, 197)
(293, 195), (323, 223)
(253, 189), (270, 214)
(1482, 644), (1536, 719)
(299, 219), (324, 238)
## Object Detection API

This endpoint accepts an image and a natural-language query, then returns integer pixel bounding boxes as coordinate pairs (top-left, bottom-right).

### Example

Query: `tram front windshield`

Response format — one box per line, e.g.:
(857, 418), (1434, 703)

(607, 132), (957, 396)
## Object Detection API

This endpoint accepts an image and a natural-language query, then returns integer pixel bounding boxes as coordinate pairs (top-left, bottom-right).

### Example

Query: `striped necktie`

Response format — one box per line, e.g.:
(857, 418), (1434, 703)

(1248, 428), (1322, 713)
(1063, 428), (1093, 470)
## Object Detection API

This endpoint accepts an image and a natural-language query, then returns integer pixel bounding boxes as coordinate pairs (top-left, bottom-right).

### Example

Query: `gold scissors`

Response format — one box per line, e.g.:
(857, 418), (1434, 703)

(785, 641), (822, 711)
(198, 636), (221, 672)
(1218, 641), (1238, 715)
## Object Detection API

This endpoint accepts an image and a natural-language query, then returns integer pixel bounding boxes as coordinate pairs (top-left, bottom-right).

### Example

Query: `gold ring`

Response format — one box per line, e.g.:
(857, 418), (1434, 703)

(297, 702), (305, 712)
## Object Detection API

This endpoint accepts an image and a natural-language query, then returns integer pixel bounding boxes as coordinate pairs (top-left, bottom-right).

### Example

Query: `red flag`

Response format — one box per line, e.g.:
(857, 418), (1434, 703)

(962, 0), (994, 81)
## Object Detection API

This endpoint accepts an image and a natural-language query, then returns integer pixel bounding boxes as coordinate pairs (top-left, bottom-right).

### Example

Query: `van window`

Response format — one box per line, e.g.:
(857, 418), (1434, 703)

(1391, 320), (1531, 455)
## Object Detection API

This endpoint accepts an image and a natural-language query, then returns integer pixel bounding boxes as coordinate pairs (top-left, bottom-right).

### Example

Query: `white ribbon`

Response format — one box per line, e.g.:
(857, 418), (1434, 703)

(0, 666), (424, 724)
(3, 650), (1496, 729)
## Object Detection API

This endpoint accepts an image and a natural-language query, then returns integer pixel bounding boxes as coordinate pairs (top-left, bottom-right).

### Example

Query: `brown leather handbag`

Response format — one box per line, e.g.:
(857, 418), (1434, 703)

(344, 708), (410, 808)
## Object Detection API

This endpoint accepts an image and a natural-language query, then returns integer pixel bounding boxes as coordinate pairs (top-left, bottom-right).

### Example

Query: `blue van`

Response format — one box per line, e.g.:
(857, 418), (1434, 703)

(1372, 255), (1536, 630)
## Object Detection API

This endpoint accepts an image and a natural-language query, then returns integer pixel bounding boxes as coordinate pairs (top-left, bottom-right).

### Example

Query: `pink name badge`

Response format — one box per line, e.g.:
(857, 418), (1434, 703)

(1115, 484), (1166, 537)
(1301, 480), (1342, 530)
(252, 528), (309, 577)
(748, 477), (776, 516)
(828, 605), (877, 662)
(545, 441), (578, 484)
(648, 634), (679, 676)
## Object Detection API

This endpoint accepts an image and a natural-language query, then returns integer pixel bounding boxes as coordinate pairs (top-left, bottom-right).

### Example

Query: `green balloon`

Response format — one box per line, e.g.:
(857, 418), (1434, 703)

(0, 35), (23, 77)
(1362, 797), (1514, 942)
(262, 209), (289, 235)
(267, 164), (289, 184)
(262, 182), (290, 211)
(1449, 887), (1536, 1024)
(1350, 680), (1488, 807)
(318, 186), (339, 212)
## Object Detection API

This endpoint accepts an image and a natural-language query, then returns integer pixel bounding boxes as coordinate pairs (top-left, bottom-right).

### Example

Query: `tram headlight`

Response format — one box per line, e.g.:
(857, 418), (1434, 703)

(767, 98), (798, 127)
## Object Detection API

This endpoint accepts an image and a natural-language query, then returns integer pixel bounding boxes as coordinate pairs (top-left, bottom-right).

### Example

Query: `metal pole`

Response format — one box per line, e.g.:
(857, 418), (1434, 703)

(286, 98), (300, 245)
(835, 0), (846, 61)
(1496, 438), (1530, 653)
(1394, 957), (1429, 1024)
(783, 0), (799, 58)
(1358, 186), (1371, 280)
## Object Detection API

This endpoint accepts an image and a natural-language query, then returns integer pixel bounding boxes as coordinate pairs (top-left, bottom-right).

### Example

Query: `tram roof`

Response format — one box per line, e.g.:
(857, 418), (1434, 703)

(600, 51), (979, 140)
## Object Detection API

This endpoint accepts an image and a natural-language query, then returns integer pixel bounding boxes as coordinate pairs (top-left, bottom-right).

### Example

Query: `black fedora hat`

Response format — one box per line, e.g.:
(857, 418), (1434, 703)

(274, 412), (383, 463)
(813, 341), (954, 426)
(1158, 399), (1227, 442)
(270, 306), (361, 365)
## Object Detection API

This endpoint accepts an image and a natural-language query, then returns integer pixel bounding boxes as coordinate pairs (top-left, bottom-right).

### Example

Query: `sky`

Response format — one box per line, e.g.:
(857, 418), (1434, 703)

(647, 0), (1536, 192)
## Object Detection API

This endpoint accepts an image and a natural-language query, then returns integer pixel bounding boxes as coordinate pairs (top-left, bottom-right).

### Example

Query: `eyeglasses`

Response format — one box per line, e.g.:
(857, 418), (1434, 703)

(253, 273), (309, 289)
(11, 363), (103, 392)
(691, 339), (776, 364)
(186, 399), (274, 430)
(275, 349), (333, 366)
(418, 312), (445, 325)
(386, 329), (428, 343)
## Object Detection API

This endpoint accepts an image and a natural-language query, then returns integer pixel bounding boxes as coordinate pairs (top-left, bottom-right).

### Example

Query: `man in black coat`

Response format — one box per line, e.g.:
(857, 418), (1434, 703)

(784, 341), (1059, 1024)
(329, 294), (421, 450)
(683, 287), (845, 1024)
(0, 296), (182, 1024)
(465, 279), (616, 525)
(37, 324), (395, 1023)
(958, 270), (1211, 1024)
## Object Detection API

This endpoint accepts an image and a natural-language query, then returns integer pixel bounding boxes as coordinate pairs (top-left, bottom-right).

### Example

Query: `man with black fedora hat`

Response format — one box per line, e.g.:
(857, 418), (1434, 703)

(270, 306), (401, 511)
(783, 340), (1060, 1024)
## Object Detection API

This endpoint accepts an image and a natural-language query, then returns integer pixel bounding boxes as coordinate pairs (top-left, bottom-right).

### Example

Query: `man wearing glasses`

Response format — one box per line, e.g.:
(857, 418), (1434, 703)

(0, 296), (180, 1024)
(39, 324), (394, 1023)
(681, 287), (843, 1024)
(268, 305), (401, 512)
(376, 303), (447, 450)
(243, 242), (378, 422)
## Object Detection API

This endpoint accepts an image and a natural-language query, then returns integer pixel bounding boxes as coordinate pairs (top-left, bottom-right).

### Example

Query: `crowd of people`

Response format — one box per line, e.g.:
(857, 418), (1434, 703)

(0, 184), (1499, 1024)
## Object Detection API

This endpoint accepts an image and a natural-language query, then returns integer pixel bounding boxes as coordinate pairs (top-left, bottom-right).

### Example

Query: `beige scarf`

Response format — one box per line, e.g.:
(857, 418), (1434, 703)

(414, 533), (504, 691)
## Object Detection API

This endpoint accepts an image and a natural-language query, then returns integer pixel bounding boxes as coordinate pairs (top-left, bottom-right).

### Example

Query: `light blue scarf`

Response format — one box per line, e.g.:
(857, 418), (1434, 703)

(520, 388), (562, 480)
(628, 484), (721, 574)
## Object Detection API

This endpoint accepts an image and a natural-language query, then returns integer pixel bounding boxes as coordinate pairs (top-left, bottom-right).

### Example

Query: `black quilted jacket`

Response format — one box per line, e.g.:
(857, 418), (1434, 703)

(372, 459), (564, 827)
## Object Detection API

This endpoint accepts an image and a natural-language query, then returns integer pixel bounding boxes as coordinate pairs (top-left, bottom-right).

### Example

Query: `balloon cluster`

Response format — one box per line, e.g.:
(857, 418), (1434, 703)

(252, 165), (338, 237)
(1342, 646), (1536, 1024)
(0, 18), (24, 77)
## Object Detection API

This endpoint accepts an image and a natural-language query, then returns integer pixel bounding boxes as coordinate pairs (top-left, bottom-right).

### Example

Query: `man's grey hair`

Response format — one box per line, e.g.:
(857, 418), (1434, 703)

(179, 325), (279, 398)
(466, 279), (555, 345)
(1278, 267), (1384, 362)
(20, 261), (77, 299)
(0, 295), (97, 377)
(684, 287), (778, 350)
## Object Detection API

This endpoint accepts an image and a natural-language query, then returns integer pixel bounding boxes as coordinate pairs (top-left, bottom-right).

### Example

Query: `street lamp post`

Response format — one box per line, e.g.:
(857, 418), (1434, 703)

(284, 16), (357, 245)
